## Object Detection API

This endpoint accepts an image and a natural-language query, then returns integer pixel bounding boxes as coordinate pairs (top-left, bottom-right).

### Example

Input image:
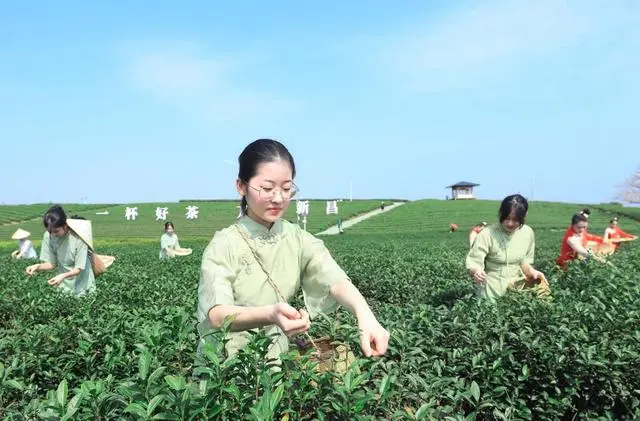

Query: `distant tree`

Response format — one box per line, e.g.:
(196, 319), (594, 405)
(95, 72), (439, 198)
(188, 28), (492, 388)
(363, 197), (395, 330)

(616, 165), (640, 204)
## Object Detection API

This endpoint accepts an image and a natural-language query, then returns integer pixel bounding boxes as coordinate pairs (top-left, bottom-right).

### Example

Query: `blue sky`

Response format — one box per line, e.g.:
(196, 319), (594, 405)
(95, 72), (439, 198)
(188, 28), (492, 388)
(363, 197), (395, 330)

(1, 1), (639, 205)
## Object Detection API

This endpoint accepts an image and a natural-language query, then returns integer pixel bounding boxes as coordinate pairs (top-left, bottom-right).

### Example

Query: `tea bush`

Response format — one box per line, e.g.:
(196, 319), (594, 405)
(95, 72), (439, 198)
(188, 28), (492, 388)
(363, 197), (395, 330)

(1, 230), (639, 419)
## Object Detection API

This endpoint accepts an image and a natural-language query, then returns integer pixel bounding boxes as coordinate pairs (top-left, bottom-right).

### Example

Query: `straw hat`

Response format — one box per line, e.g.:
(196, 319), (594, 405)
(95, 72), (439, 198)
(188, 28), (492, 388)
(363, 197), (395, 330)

(11, 228), (31, 240)
(66, 218), (94, 251)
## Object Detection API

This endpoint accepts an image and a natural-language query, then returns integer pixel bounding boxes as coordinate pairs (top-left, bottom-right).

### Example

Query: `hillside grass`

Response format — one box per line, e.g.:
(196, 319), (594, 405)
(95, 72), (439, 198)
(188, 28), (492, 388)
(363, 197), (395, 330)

(343, 199), (640, 238)
(0, 204), (115, 226)
(0, 200), (389, 242)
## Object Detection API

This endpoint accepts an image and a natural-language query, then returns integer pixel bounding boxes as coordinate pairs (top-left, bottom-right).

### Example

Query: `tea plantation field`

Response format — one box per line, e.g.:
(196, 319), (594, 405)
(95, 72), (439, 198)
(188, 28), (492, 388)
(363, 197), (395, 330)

(1, 200), (639, 419)
(0, 204), (114, 227)
(344, 199), (625, 236)
(593, 203), (640, 223)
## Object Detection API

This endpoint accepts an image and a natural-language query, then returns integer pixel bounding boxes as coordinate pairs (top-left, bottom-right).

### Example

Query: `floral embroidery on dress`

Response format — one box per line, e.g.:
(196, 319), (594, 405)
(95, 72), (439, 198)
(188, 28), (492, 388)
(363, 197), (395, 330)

(256, 230), (280, 245)
(238, 254), (253, 275)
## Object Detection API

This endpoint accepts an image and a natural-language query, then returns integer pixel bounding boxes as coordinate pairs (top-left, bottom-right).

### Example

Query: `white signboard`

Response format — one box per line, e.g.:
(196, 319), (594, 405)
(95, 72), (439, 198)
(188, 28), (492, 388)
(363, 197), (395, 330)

(326, 200), (338, 215)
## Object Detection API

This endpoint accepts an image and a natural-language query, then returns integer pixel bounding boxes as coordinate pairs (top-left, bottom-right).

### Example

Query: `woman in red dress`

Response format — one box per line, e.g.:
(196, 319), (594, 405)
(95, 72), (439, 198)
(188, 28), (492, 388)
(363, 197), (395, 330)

(603, 217), (637, 250)
(556, 212), (610, 269)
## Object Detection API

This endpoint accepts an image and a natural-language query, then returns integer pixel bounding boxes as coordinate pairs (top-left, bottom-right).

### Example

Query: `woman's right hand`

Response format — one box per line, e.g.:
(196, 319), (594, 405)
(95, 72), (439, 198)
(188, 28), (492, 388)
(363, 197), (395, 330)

(270, 303), (310, 336)
(25, 264), (39, 276)
(471, 269), (487, 284)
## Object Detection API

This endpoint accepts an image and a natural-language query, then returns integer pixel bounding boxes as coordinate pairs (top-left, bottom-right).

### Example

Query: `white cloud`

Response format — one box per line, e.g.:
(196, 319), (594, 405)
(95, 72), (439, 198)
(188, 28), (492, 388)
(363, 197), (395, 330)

(121, 41), (299, 120)
(377, 0), (640, 91)
(129, 52), (222, 97)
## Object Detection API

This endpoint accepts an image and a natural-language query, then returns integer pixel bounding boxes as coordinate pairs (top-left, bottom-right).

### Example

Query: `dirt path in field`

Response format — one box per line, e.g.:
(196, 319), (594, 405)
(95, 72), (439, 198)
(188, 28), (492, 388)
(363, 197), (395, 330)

(316, 202), (407, 235)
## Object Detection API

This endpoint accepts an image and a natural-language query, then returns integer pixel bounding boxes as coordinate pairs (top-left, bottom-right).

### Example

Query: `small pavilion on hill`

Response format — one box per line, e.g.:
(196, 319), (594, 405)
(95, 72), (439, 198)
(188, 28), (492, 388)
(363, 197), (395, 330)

(446, 181), (480, 200)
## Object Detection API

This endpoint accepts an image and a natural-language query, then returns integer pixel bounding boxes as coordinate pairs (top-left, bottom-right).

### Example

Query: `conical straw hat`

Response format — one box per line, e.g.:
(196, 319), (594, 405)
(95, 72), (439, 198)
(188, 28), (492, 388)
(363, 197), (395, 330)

(11, 228), (31, 240)
(66, 218), (94, 251)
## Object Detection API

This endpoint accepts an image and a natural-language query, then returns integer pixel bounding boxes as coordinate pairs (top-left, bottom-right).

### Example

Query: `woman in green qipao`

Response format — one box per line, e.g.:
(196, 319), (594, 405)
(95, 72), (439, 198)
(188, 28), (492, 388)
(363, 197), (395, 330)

(159, 222), (192, 259)
(159, 222), (182, 259)
(465, 194), (546, 301)
(25, 205), (96, 297)
(196, 139), (390, 363)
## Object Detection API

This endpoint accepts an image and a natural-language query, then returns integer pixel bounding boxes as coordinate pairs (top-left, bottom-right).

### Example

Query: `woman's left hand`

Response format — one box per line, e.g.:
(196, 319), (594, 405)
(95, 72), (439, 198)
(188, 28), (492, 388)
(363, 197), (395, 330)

(529, 269), (544, 280)
(358, 314), (390, 357)
(47, 274), (65, 286)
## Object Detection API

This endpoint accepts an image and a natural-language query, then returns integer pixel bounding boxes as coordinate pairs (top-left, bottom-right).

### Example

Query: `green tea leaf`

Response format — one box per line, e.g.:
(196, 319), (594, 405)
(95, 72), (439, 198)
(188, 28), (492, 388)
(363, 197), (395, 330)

(4, 379), (24, 391)
(57, 379), (68, 408)
(379, 375), (392, 397)
(61, 393), (82, 420)
(270, 384), (285, 411)
(124, 402), (147, 418)
(138, 351), (151, 380)
(415, 403), (431, 419)
(470, 381), (480, 402)
(164, 375), (182, 391)
(147, 395), (165, 417)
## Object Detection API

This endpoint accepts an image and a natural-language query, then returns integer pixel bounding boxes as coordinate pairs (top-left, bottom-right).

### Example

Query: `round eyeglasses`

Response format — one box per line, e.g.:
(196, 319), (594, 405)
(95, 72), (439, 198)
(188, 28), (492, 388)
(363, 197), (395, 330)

(248, 183), (299, 200)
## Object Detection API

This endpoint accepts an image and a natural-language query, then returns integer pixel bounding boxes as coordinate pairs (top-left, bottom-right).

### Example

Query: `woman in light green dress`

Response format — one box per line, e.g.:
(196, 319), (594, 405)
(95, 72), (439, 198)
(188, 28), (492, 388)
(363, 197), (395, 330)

(197, 139), (389, 363)
(160, 222), (180, 259)
(25, 205), (95, 297)
(465, 194), (545, 301)
(160, 222), (192, 259)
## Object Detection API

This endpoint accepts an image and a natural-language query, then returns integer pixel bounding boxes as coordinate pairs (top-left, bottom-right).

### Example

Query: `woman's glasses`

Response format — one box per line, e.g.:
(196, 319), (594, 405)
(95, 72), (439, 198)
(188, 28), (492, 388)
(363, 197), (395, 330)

(248, 183), (299, 200)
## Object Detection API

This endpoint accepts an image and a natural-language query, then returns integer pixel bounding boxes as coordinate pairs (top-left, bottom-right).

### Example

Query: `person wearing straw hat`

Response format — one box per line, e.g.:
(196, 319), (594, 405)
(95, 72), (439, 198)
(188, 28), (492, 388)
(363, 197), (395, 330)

(68, 215), (116, 273)
(25, 205), (98, 297)
(603, 217), (637, 250)
(466, 194), (546, 301)
(468, 222), (487, 247)
(11, 228), (38, 259)
(196, 139), (389, 365)
(159, 221), (192, 259)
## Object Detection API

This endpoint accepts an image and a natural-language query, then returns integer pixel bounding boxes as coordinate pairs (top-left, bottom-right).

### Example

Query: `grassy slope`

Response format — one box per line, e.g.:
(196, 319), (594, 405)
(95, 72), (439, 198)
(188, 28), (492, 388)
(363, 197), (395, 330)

(593, 203), (640, 222)
(0, 200), (389, 243)
(344, 199), (640, 238)
(0, 204), (115, 225)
